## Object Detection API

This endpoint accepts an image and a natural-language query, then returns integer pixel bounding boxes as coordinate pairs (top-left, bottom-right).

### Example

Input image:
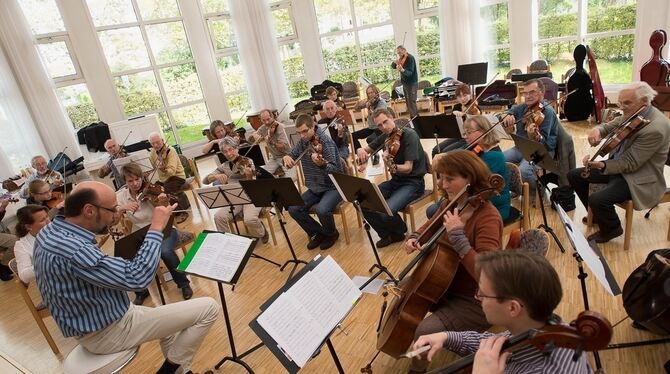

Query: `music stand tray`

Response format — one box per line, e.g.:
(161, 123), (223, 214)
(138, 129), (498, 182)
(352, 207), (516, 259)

(112, 153), (153, 173)
(194, 184), (252, 210)
(413, 114), (463, 140)
(239, 178), (304, 210)
(329, 173), (391, 216)
(510, 134), (557, 172)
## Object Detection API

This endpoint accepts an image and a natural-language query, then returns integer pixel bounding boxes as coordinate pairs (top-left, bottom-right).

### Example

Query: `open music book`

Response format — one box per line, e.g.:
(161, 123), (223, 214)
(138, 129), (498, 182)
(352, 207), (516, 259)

(254, 255), (361, 369)
(177, 231), (255, 283)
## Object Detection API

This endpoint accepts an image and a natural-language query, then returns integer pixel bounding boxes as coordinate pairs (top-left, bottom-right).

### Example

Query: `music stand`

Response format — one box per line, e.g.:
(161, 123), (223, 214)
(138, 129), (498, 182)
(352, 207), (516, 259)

(112, 153), (153, 173)
(510, 134), (566, 253)
(329, 173), (398, 289)
(195, 184), (280, 273)
(413, 115), (463, 150)
(239, 178), (308, 280)
(114, 217), (174, 305)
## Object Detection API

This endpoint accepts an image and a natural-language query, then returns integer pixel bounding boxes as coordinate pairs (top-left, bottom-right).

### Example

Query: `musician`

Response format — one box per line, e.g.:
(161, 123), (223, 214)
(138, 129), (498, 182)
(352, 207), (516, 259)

(201, 120), (228, 154)
(392, 45), (418, 118)
(426, 116), (511, 222)
(318, 100), (350, 158)
(326, 86), (346, 109)
(250, 109), (297, 181)
(98, 139), (128, 189)
(502, 79), (558, 203)
(148, 132), (191, 224)
(0, 197), (17, 281)
(283, 114), (344, 250)
(13, 205), (50, 284)
(204, 137), (269, 244)
(568, 82), (670, 243)
(432, 84), (478, 157)
(19, 155), (63, 199)
(404, 150), (502, 373)
(117, 163), (194, 304)
(25, 180), (61, 219)
(413, 251), (592, 374)
(352, 84), (388, 164)
(33, 181), (218, 374)
(357, 108), (426, 248)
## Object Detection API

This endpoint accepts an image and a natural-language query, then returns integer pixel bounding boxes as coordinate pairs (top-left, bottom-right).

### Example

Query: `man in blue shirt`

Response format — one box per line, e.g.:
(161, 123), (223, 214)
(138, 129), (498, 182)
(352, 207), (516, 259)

(34, 181), (218, 374)
(502, 79), (559, 204)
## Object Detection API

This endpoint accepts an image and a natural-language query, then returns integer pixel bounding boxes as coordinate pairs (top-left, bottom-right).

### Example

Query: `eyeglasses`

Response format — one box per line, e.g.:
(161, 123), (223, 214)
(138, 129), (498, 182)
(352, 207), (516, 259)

(91, 203), (119, 214)
(474, 287), (506, 301)
(617, 100), (634, 108)
(520, 89), (541, 97)
(463, 128), (480, 136)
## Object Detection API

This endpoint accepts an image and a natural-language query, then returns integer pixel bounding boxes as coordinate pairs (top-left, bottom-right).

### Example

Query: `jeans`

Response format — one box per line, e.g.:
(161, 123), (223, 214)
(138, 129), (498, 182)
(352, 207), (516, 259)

(403, 83), (419, 118)
(352, 128), (380, 151)
(567, 168), (631, 233)
(288, 189), (343, 237)
(504, 146), (554, 202)
(363, 177), (424, 238)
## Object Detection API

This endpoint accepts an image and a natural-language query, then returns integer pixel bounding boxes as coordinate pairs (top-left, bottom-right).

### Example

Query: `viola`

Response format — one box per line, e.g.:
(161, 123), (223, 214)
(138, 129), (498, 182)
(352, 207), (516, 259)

(431, 311), (613, 374)
(581, 105), (650, 178)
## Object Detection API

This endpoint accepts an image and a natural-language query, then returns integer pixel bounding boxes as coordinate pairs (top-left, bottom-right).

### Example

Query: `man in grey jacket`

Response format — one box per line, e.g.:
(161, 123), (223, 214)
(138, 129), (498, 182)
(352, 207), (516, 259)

(568, 82), (670, 243)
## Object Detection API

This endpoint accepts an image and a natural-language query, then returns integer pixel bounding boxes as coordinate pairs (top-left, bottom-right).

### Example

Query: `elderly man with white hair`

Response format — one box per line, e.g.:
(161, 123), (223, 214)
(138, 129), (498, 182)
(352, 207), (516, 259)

(19, 155), (64, 198)
(98, 138), (128, 189)
(148, 132), (191, 223)
(568, 81), (670, 244)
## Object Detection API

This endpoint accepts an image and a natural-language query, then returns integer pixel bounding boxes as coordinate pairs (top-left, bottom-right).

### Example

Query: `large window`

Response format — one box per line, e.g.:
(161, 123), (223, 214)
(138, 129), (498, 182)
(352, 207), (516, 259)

(202, 0), (251, 124)
(18, 0), (99, 130)
(271, 1), (309, 104)
(414, 1), (441, 85)
(87, 0), (209, 146)
(536, 0), (636, 84)
(314, 0), (395, 87)
(480, 1), (510, 78)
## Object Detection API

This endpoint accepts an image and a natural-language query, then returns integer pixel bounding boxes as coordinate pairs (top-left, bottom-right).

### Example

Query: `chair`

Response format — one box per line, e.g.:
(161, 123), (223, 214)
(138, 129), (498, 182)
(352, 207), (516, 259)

(503, 163), (531, 240)
(228, 208), (278, 245)
(586, 184), (634, 250)
(63, 344), (139, 374)
(8, 259), (60, 355)
(506, 228), (549, 257)
(527, 59), (552, 76)
(539, 77), (559, 103)
(178, 155), (203, 215)
(505, 68), (523, 79)
(401, 152), (439, 232)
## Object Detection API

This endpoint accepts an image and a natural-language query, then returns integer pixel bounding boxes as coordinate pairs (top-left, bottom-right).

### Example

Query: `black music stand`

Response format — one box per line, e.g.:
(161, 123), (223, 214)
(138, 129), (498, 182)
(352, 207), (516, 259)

(413, 115), (463, 151)
(329, 173), (397, 289)
(239, 178), (308, 280)
(178, 230), (260, 373)
(113, 217), (174, 306)
(511, 134), (566, 253)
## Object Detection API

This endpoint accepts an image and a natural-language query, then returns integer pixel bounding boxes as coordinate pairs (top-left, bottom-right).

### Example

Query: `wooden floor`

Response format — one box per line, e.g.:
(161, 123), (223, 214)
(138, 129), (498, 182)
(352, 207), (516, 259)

(1, 119), (669, 374)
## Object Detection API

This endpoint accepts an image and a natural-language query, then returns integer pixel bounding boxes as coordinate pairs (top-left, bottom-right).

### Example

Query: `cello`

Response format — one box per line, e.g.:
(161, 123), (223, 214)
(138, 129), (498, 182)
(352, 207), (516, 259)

(376, 175), (504, 358)
(587, 45), (606, 123)
(564, 44), (595, 121)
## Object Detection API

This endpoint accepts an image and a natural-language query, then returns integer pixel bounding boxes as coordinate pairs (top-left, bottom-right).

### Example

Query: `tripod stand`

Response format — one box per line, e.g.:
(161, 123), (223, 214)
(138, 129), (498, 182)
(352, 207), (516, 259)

(533, 165), (565, 253)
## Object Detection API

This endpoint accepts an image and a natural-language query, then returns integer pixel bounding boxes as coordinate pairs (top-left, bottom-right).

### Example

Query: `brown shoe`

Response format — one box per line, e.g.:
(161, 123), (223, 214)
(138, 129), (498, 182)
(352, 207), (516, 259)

(587, 227), (623, 243)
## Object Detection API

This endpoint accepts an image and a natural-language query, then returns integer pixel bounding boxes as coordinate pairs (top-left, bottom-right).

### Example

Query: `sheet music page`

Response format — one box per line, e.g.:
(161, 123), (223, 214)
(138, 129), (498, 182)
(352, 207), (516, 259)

(185, 232), (252, 282)
(310, 256), (361, 309)
(287, 271), (345, 331)
(256, 295), (325, 367)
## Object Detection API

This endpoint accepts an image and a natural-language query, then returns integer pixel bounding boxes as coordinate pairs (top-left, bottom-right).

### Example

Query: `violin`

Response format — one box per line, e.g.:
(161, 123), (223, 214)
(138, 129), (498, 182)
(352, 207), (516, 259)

(136, 182), (176, 207)
(581, 105), (650, 178)
(384, 128), (403, 174)
(465, 101), (481, 115)
(430, 311), (613, 374)
(522, 102), (545, 140)
(230, 156), (257, 179)
(45, 191), (64, 210)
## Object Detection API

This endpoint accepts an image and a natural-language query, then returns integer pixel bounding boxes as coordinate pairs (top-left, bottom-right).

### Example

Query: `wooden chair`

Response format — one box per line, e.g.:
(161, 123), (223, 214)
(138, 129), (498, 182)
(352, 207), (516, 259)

(401, 152), (439, 232)
(8, 259), (60, 355)
(179, 155), (203, 216)
(227, 208), (278, 245)
(503, 163), (531, 239)
(586, 183), (634, 250)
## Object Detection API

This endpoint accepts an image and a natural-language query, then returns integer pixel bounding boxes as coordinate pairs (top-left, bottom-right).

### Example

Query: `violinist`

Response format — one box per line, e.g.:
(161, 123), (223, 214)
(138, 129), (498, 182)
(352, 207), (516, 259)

(250, 109), (296, 180)
(326, 86), (346, 110)
(352, 84), (388, 164)
(148, 132), (190, 224)
(284, 114), (344, 250)
(116, 163), (194, 304)
(433, 84), (480, 157)
(98, 139), (128, 189)
(392, 45), (419, 118)
(318, 100), (351, 158)
(26, 180), (61, 219)
(413, 251), (592, 374)
(357, 108), (426, 248)
(204, 137), (269, 244)
(426, 116), (511, 222)
(501, 79), (559, 204)
(201, 120), (228, 154)
(404, 150), (502, 373)
(568, 82), (670, 244)
(19, 155), (63, 199)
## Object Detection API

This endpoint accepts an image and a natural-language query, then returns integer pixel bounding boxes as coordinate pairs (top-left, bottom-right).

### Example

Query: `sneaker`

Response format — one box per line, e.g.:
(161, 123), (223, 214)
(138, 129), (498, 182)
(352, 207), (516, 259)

(181, 285), (193, 300)
(320, 231), (340, 250)
(587, 227), (623, 243)
(307, 233), (325, 250)
(376, 233), (405, 248)
(133, 289), (150, 305)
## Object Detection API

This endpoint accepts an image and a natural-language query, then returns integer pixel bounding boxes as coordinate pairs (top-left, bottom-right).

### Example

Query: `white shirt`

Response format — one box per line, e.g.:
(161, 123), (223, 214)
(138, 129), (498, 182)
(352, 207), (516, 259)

(14, 234), (36, 283)
(115, 186), (153, 232)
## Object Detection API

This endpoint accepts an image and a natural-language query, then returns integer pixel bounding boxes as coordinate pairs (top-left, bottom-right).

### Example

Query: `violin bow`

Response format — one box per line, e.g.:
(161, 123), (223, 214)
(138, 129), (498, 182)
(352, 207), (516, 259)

(43, 146), (68, 183)
(462, 72), (499, 115)
(241, 103), (289, 158)
(118, 130), (133, 155)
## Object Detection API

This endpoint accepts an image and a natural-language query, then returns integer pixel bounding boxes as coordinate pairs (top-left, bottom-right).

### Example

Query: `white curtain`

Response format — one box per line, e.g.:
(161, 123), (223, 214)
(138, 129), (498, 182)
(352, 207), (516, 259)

(439, 0), (488, 77)
(229, 0), (292, 121)
(0, 0), (82, 164)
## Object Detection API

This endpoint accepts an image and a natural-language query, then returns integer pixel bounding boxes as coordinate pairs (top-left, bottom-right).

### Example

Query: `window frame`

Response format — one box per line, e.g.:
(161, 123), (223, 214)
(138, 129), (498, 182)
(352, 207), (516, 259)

(271, 1), (308, 102)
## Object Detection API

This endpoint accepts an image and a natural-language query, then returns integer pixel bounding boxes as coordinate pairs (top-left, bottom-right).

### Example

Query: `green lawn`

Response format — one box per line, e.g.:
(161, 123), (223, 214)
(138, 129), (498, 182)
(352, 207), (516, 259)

(546, 59), (632, 84)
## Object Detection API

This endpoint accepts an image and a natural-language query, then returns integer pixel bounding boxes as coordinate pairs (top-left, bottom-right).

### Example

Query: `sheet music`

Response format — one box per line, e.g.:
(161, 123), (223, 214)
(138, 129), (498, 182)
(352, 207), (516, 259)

(184, 232), (252, 282)
(256, 256), (362, 368)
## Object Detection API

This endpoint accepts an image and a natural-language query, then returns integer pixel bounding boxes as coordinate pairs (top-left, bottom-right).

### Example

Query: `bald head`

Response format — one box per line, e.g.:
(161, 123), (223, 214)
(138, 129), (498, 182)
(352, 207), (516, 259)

(65, 181), (118, 234)
(148, 132), (165, 152)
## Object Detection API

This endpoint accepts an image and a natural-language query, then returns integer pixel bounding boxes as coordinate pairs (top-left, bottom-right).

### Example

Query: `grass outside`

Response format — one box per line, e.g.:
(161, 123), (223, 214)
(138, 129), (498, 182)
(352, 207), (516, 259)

(546, 59), (632, 84)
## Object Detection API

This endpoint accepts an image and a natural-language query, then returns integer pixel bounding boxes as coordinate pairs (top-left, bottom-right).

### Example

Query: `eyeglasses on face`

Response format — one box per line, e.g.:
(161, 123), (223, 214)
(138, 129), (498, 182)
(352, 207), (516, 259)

(90, 203), (119, 214)
(474, 287), (505, 301)
(520, 89), (540, 97)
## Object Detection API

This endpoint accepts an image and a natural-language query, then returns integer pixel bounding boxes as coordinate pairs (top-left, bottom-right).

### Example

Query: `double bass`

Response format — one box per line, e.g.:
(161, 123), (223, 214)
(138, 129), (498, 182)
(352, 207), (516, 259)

(563, 44), (595, 121)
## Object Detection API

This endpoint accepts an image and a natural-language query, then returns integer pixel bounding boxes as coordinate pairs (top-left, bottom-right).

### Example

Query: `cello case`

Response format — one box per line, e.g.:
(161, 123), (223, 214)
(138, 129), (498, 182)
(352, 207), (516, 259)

(622, 248), (670, 335)
(587, 46), (606, 123)
(563, 45), (594, 121)
(640, 30), (670, 111)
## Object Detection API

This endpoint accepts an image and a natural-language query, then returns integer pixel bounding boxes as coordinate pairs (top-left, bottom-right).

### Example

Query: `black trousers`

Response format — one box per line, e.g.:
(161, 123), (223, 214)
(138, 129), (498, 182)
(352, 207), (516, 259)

(567, 167), (631, 234)
(161, 176), (191, 211)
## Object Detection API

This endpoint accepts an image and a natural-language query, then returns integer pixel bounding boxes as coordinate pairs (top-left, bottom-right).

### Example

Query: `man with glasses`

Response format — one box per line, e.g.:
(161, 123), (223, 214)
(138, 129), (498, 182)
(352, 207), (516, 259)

(20, 155), (64, 198)
(568, 82), (670, 244)
(34, 181), (219, 374)
(413, 251), (592, 374)
(502, 79), (559, 205)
